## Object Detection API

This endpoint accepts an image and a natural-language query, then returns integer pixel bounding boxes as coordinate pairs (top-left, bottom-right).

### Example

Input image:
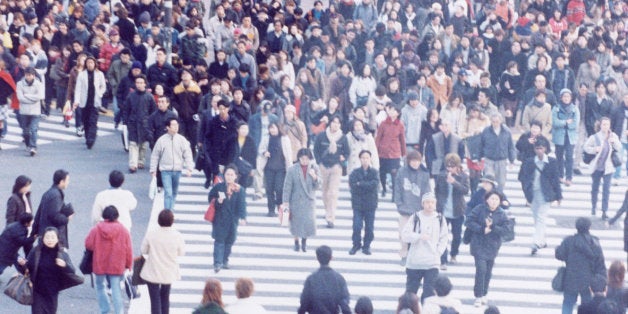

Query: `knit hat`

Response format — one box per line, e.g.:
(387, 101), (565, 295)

(560, 88), (572, 96)
(131, 61), (143, 70)
(422, 192), (436, 203)
(479, 174), (498, 187)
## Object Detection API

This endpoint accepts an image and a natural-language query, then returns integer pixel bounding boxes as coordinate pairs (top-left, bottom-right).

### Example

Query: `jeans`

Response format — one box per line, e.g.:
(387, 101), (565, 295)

(264, 168), (286, 214)
(531, 189), (550, 247)
(441, 216), (464, 264)
(147, 282), (171, 314)
(161, 171), (181, 210)
(562, 288), (592, 314)
(112, 97), (121, 125)
(473, 257), (495, 297)
(95, 274), (123, 314)
(352, 208), (375, 248)
(555, 137), (574, 180)
(20, 114), (39, 148)
(405, 267), (439, 303)
(213, 224), (237, 267)
(591, 170), (612, 212)
(75, 107), (83, 128)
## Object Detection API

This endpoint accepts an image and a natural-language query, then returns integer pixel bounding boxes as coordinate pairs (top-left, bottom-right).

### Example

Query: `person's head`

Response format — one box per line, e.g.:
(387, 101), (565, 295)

(608, 260), (626, 289)
(134, 75), (147, 92)
(534, 135), (551, 156)
(85, 56), (97, 71)
(12, 175), (32, 194)
(315, 245), (332, 266)
(485, 190), (503, 211)
(224, 165), (239, 184)
(575, 217), (592, 234)
(433, 274), (453, 297)
(297, 148), (313, 166)
(165, 118), (179, 134)
(43, 226), (60, 248)
(18, 212), (33, 226)
(421, 192), (436, 212)
(329, 116), (342, 132)
(359, 150), (372, 169)
(354, 296), (374, 314)
(484, 305), (500, 314)
(234, 277), (254, 299)
(599, 117), (611, 133)
(158, 209), (175, 227)
(596, 299), (623, 314)
(406, 150), (422, 170)
(445, 153), (461, 173)
(534, 74), (547, 90)
(387, 104), (400, 120)
(217, 100), (230, 119)
(396, 292), (420, 314)
(439, 119), (451, 135)
(157, 96), (170, 111)
(53, 169), (70, 189)
(201, 278), (223, 307)
(102, 206), (119, 222)
(490, 113), (502, 129)
(108, 170), (124, 188)
(268, 122), (280, 136)
(236, 121), (249, 137)
(480, 174), (498, 191)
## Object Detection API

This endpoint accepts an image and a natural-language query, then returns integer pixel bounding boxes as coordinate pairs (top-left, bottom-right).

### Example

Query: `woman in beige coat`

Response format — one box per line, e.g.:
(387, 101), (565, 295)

(140, 210), (186, 314)
(281, 105), (307, 163)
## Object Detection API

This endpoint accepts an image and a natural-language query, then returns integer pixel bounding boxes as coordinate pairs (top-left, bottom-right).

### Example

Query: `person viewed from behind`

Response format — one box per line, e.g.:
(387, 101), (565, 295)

(140, 209), (186, 314)
(518, 136), (562, 256)
(608, 190), (628, 266)
(577, 275), (609, 314)
(73, 55), (106, 149)
(606, 260), (628, 309)
(123, 74), (156, 173)
(376, 104), (406, 198)
(209, 165), (246, 273)
(555, 217), (607, 314)
(354, 296), (373, 314)
(298, 245), (351, 314)
(584, 117), (621, 220)
(0, 213), (35, 276)
(283, 148), (321, 252)
(91, 170), (137, 231)
(33, 169), (72, 247)
(466, 191), (510, 307)
(16, 66), (44, 156)
(401, 192), (448, 303)
(348, 150), (379, 255)
(150, 118), (194, 210)
(396, 292), (420, 314)
(84, 206), (132, 314)
(395, 150), (431, 265)
(552, 89), (580, 186)
(258, 123), (292, 217)
(193, 278), (227, 314)
(224, 277), (267, 313)
(6, 175), (33, 225)
(422, 274), (463, 314)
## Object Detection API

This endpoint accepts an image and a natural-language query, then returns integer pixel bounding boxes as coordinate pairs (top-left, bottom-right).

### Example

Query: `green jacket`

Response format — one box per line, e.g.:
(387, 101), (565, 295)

(192, 302), (228, 314)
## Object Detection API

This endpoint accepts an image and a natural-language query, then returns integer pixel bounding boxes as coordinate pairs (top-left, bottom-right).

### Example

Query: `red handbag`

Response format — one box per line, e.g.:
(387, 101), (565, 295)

(204, 199), (216, 223)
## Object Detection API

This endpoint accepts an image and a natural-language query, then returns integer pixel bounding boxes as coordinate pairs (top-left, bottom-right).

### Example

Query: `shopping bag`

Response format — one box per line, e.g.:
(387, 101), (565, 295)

(131, 256), (147, 286)
(204, 199), (216, 223)
(148, 176), (157, 200)
(278, 205), (290, 227)
(4, 272), (33, 305)
(120, 124), (129, 152)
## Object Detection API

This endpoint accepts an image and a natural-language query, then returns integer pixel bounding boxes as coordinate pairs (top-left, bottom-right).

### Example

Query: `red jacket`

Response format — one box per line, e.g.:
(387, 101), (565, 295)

(375, 117), (406, 158)
(85, 221), (133, 275)
(98, 43), (123, 72)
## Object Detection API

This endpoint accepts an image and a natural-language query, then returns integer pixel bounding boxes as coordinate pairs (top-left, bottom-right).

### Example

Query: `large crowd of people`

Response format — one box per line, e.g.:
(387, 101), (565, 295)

(1, 0), (628, 311)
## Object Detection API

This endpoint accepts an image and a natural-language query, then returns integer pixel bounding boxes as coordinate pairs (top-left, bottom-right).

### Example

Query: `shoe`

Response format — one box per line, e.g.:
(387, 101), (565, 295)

(591, 208), (596, 216)
(87, 142), (93, 149)
(474, 298), (482, 307)
(531, 247), (538, 256)
(129, 167), (137, 174)
(482, 296), (488, 305)
(574, 169), (582, 175)
(76, 126), (84, 137)
(114, 122), (119, 130)
(440, 264), (447, 270)
(326, 221), (334, 228)
(381, 190), (386, 197)
(301, 239), (307, 252)
(294, 241), (300, 252)
(222, 263), (229, 270)
(564, 180), (572, 187)
(450, 256), (457, 264)
(204, 180), (211, 189)
(98, 107), (108, 114)
(29, 148), (36, 156)
(602, 212), (609, 220)
(400, 257), (407, 266)
(349, 245), (361, 255)
(267, 212), (278, 217)
(213, 265), (221, 273)
(253, 193), (263, 201)
(64, 121), (70, 128)
(362, 247), (371, 255)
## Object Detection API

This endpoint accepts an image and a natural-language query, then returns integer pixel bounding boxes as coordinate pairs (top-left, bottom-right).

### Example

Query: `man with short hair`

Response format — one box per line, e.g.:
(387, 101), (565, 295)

(91, 171), (137, 231)
(298, 245), (351, 314)
(348, 150), (379, 255)
(16, 66), (44, 156)
(107, 49), (133, 128)
(124, 75), (156, 172)
(225, 278), (267, 313)
(33, 169), (73, 247)
(480, 114), (516, 191)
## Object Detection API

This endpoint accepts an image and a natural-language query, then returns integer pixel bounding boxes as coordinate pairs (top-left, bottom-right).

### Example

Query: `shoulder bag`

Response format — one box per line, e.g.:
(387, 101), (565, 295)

(131, 255), (147, 286)
(552, 265), (566, 292)
(79, 249), (93, 275)
(204, 199), (216, 223)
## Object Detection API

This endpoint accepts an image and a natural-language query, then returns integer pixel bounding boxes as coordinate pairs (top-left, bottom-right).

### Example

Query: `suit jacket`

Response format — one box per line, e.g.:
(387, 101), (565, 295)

(518, 156), (562, 203)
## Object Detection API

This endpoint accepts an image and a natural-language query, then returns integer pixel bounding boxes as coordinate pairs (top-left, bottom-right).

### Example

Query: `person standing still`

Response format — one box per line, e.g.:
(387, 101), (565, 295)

(150, 118), (194, 210)
(16, 66), (44, 156)
(348, 150), (379, 255)
(73, 55), (106, 149)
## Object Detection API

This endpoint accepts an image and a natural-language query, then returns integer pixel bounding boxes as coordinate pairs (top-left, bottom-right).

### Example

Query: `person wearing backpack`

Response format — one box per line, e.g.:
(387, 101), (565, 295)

(401, 192), (448, 303)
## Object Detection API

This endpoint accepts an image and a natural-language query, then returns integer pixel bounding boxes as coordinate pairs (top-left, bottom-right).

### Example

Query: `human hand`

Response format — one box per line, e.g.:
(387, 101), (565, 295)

(264, 151), (270, 158)
(17, 257), (26, 266)
(55, 258), (66, 268)
(308, 169), (317, 180)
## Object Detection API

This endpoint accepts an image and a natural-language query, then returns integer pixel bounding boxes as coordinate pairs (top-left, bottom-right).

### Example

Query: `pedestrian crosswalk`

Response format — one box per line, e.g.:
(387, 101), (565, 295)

(142, 166), (627, 314)
(0, 113), (116, 150)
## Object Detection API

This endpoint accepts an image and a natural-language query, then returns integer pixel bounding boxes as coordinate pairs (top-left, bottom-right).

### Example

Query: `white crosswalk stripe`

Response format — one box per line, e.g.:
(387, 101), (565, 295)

(153, 166), (627, 314)
(0, 114), (116, 150)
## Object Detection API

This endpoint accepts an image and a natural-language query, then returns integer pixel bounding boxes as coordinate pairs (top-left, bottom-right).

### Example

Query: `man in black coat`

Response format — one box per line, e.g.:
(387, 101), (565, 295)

(0, 213), (35, 275)
(199, 100), (238, 181)
(518, 136), (562, 256)
(32, 169), (72, 247)
(298, 245), (351, 314)
(348, 150), (379, 255)
(123, 75), (156, 173)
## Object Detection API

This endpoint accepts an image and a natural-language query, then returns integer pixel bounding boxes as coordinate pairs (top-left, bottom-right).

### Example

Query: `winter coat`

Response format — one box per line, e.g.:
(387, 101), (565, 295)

(282, 119), (308, 162)
(466, 204), (509, 260)
(16, 77), (44, 115)
(209, 183), (246, 242)
(248, 113), (279, 147)
(172, 82), (202, 121)
(74, 69), (106, 108)
(349, 166), (379, 211)
(26, 244), (82, 295)
(555, 232), (606, 294)
(552, 103), (580, 146)
(148, 109), (178, 148)
(150, 133), (195, 173)
(480, 125), (515, 162)
(427, 132), (465, 176)
(140, 226), (185, 284)
(584, 93), (613, 136)
(584, 131), (621, 174)
(466, 188), (510, 216)
(297, 265), (351, 314)
(0, 222), (35, 265)
(32, 186), (69, 247)
(98, 43), (123, 72)
(611, 103), (628, 141)
(609, 190), (628, 252)
(313, 130), (350, 168)
(426, 74), (453, 108)
(394, 165), (432, 216)
(179, 34), (206, 63)
(124, 90), (156, 143)
(147, 62), (178, 95)
(401, 211), (448, 269)
(193, 302), (227, 314)
(518, 156), (562, 203)
(200, 115), (239, 167)
(401, 104), (427, 145)
(258, 135), (292, 171)
(6, 192), (32, 225)
(283, 162), (321, 238)
(522, 102), (552, 140)
(434, 171), (469, 218)
(375, 117), (406, 159)
(84, 221), (132, 275)
(346, 131), (379, 171)
(106, 60), (132, 96)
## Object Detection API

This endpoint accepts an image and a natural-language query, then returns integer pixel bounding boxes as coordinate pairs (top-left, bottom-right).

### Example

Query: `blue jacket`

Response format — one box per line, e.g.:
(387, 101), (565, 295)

(248, 113), (278, 148)
(517, 156), (562, 204)
(480, 125), (515, 162)
(551, 103), (580, 146)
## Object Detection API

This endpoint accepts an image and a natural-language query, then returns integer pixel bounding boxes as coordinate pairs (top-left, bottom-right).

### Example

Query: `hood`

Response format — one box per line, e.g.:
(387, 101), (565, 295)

(97, 221), (120, 240)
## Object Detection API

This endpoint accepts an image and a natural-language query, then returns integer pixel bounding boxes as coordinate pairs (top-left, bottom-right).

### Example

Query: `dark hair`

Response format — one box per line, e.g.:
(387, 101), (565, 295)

(43, 226), (60, 247)
(576, 217), (591, 234)
(165, 117), (178, 128)
(396, 292), (420, 313)
(484, 190), (503, 204)
(109, 170), (124, 188)
(484, 305), (500, 314)
(18, 212), (34, 225)
(597, 299), (622, 314)
(158, 209), (175, 226)
(268, 122), (282, 135)
(316, 245), (332, 265)
(102, 205), (119, 222)
(134, 74), (147, 84)
(354, 296), (374, 314)
(12, 175), (31, 194)
(433, 274), (453, 296)
(533, 135), (551, 153)
(297, 148), (313, 159)
(358, 150), (372, 158)
(53, 169), (69, 185)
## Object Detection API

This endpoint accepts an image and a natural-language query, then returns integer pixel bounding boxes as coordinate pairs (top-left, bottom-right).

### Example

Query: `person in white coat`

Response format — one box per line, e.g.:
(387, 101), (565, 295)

(16, 66), (44, 156)
(91, 170), (137, 231)
(73, 55), (106, 149)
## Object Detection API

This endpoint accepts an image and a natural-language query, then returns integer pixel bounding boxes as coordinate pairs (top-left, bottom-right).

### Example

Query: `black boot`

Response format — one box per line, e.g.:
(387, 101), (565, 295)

(301, 238), (307, 252)
(294, 239), (300, 252)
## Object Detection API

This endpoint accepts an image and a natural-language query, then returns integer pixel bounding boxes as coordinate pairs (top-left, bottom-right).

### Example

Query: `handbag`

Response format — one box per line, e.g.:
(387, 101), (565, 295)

(124, 272), (141, 299)
(235, 156), (253, 187)
(462, 227), (472, 244)
(278, 205), (290, 227)
(501, 216), (516, 243)
(611, 149), (622, 168)
(120, 124), (129, 152)
(79, 249), (93, 274)
(552, 266), (566, 292)
(131, 256), (147, 286)
(204, 199), (216, 223)
(3, 272), (33, 305)
(194, 148), (207, 171)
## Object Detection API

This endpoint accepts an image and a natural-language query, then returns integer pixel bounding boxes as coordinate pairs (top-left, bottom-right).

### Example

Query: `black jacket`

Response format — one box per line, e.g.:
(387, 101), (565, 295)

(313, 131), (350, 168)
(480, 125), (515, 162)
(6, 192), (32, 225)
(123, 90), (156, 143)
(555, 233), (606, 294)
(608, 190), (628, 252)
(466, 204), (509, 260)
(33, 186), (69, 247)
(435, 171), (469, 218)
(577, 295), (607, 314)
(200, 114), (238, 166)
(349, 166), (379, 211)
(298, 265), (351, 314)
(148, 109), (178, 148)
(518, 156), (562, 203)
(0, 222), (35, 265)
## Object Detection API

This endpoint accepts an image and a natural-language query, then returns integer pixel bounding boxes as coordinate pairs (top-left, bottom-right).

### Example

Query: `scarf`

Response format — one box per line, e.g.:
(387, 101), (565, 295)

(226, 182), (240, 198)
(352, 130), (366, 141)
(325, 127), (342, 154)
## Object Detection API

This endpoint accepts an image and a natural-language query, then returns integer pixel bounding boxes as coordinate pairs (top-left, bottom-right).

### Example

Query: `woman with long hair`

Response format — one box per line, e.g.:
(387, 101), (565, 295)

(349, 63), (377, 109)
(347, 119), (379, 171)
(607, 260), (628, 308)
(6, 175), (32, 225)
(258, 123), (292, 217)
(193, 278), (227, 314)
(439, 92), (467, 136)
(66, 53), (87, 135)
(396, 292), (420, 313)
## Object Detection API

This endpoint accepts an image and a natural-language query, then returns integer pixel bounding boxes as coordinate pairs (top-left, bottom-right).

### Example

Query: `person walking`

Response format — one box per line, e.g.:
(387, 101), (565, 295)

(466, 191), (510, 307)
(150, 118), (194, 210)
(140, 209), (186, 314)
(32, 169), (72, 248)
(258, 123), (292, 217)
(283, 148), (321, 252)
(552, 89), (580, 186)
(584, 117), (621, 220)
(348, 150), (379, 255)
(91, 170), (137, 231)
(16, 66), (44, 156)
(518, 136), (562, 256)
(84, 206), (132, 314)
(479, 114), (516, 191)
(209, 165), (247, 273)
(6, 175), (33, 226)
(401, 192), (448, 303)
(347, 119), (379, 171)
(73, 55), (106, 149)
(435, 154), (469, 268)
(608, 190), (628, 267)
(375, 105), (406, 198)
(199, 99), (238, 184)
(225, 122), (257, 188)
(394, 150), (431, 265)
(225, 278), (268, 313)
(555, 217), (607, 314)
(123, 74), (156, 173)
(297, 245), (351, 314)
(0, 213), (35, 275)
(193, 278), (228, 314)
(314, 116), (350, 228)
